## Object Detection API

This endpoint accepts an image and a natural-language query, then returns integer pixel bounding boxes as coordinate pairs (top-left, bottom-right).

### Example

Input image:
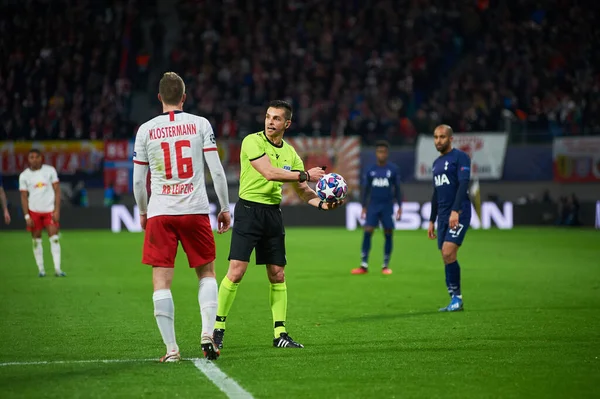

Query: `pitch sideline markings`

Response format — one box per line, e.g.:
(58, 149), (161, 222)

(193, 358), (254, 399)
(0, 358), (156, 367)
(0, 358), (255, 399)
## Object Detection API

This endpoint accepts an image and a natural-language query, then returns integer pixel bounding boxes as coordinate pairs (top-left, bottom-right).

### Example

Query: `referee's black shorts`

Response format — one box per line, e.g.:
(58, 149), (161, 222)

(228, 198), (286, 266)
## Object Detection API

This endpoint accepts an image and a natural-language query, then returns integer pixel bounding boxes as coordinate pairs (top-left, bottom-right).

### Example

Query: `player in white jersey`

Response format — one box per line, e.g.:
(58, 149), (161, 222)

(132, 72), (231, 362)
(18, 149), (65, 277)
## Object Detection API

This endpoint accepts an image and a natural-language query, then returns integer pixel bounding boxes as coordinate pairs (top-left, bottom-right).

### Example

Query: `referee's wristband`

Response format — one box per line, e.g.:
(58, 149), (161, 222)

(318, 201), (325, 211)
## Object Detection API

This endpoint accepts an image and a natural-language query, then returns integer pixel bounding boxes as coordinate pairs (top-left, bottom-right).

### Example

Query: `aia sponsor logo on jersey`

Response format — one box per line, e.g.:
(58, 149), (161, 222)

(434, 174), (450, 186)
(372, 177), (390, 187)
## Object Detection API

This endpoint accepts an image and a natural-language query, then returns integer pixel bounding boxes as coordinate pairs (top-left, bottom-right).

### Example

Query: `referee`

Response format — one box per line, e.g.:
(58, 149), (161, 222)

(214, 100), (344, 349)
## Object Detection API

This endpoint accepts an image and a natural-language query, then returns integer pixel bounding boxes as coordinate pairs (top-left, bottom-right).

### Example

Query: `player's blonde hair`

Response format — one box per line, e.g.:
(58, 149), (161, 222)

(159, 72), (185, 106)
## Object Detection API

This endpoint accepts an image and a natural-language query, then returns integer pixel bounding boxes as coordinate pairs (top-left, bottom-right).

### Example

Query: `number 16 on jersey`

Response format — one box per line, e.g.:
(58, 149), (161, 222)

(160, 140), (193, 180)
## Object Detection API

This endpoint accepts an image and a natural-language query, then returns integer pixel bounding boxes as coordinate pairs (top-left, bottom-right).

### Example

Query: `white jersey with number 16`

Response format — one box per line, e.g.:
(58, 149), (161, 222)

(133, 110), (217, 218)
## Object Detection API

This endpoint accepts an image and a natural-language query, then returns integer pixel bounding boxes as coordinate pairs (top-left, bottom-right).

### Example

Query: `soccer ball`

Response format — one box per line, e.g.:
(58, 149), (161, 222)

(316, 173), (348, 202)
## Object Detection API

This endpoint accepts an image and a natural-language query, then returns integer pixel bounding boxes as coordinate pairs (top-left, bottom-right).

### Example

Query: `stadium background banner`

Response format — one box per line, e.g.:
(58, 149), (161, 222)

(210, 139), (241, 184)
(103, 140), (134, 194)
(414, 133), (509, 180)
(552, 137), (600, 182)
(0, 141), (104, 176)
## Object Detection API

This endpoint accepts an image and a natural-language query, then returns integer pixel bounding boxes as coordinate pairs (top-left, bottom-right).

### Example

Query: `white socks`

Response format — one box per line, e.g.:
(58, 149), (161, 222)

(153, 289), (178, 354)
(49, 235), (61, 273)
(152, 278), (218, 355)
(198, 277), (218, 337)
(32, 238), (44, 273)
(32, 236), (62, 274)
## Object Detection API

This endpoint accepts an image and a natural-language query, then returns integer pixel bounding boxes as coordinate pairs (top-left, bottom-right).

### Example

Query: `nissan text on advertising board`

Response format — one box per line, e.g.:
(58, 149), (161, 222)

(111, 202), (513, 232)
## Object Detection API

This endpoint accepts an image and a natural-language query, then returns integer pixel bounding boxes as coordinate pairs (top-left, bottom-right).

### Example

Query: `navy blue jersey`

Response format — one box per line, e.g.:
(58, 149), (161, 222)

(0, 172), (3, 188)
(432, 149), (471, 219)
(361, 163), (402, 207)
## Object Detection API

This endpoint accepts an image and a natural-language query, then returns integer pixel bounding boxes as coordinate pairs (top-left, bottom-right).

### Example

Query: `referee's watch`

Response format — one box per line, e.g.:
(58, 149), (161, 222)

(295, 170), (309, 183)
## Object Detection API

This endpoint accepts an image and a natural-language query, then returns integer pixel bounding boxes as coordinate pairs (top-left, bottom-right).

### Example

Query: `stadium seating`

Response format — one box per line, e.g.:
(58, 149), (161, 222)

(3, 0), (599, 142)
(173, 0), (600, 143)
(0, 0), (140, 140)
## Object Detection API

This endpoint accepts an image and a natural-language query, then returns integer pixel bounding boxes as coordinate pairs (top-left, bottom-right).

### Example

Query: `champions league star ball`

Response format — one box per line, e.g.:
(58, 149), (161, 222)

(316, 173), (348, 202)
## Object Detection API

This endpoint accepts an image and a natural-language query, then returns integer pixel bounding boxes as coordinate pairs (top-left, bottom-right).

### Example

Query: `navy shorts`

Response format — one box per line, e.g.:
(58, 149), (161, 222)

(437, 213), (470, 250)
(365, 204), (395, 230)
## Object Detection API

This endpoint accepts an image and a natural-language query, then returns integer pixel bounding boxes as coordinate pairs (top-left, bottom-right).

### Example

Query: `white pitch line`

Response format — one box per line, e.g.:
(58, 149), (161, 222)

(0, 357), (254, 399)
(192, 358), (254, 399)
(0, 358), (156, 367)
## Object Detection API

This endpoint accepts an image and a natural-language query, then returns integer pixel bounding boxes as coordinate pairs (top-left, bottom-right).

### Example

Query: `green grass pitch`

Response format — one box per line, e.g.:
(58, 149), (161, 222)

(0, 228), (599, 398)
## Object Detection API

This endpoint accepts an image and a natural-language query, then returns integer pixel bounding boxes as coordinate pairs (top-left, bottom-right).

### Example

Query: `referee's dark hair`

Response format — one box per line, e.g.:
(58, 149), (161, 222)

(375, 140), (390, 149)
(268, 100), (293, 120)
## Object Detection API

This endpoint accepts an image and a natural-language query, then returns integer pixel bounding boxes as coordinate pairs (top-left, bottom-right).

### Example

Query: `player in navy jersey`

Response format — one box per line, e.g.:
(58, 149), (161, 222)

(352, 141), (402, 275)
(428, 125), (471, 312)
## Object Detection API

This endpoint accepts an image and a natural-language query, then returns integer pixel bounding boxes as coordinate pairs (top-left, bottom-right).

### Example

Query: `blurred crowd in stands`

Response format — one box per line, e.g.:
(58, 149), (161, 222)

(0, 0), (142, 141)
(2, 0), (600, 144)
